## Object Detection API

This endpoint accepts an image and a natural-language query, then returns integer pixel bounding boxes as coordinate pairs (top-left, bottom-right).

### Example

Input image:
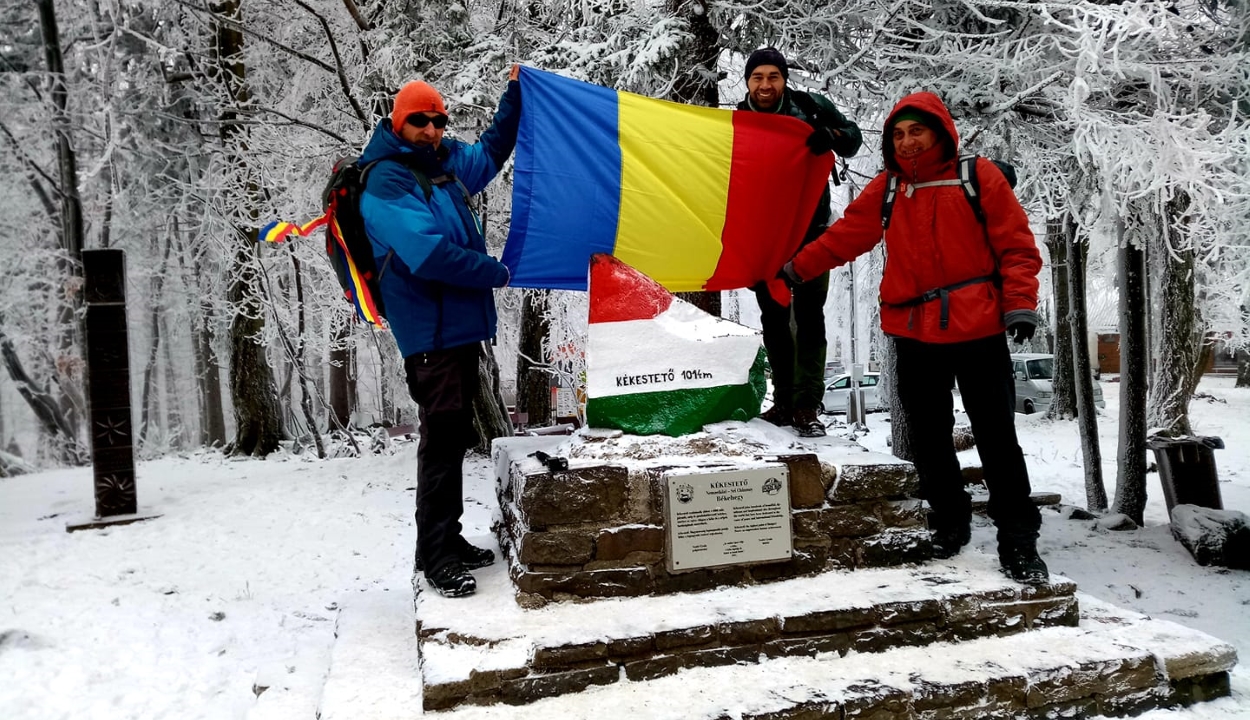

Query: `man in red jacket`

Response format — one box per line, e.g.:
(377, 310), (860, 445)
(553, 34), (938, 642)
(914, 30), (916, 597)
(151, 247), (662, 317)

(782, 91), (1048, 584)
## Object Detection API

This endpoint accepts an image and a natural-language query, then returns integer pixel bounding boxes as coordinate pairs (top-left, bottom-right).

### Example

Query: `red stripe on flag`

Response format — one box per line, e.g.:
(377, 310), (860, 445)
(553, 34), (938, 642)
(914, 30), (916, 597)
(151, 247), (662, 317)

(706, 112), (835, 291)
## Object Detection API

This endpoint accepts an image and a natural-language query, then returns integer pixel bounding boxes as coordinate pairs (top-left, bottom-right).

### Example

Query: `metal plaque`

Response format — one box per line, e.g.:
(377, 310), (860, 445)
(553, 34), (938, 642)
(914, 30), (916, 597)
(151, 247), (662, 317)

(664, 465), (792, 573)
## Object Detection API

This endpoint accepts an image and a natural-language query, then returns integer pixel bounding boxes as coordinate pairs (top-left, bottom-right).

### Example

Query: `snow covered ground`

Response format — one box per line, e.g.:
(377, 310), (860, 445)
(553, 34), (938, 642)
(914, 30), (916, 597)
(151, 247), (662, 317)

(1, 376), (1246, 719)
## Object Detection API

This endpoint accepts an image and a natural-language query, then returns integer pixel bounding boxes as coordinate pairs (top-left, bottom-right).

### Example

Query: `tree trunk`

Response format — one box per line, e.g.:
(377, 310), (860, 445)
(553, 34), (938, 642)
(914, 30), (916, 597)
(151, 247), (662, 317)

(176, 213), (225, 449)
(668, 0), (722, 317)
(1113, 217), (1149, 525)
(162, 314), (184, 449)
(278, 353), (295, 430)
(1236, 346), (1249, 388)
(194, 293), (227, 448)
(1044, 219), (1076, 419)
(473, 343), (513, 454)
(677, 291), (722, 317)
(215, 0), (284, 456)
(38, 0), (87, 441)
(667, 0), (721, 108)
(1146, 191), (1198, 437)
(329, 320), (354, 430)
(138, 301), (162, 447)
(882, 338), (915, 462)
(288, 252), (325, 458)
(227, 241), (285, 456)
(377, 337), (399, 425)
(1067, 215), (1106, 511)
(36, 0), (85, 272)
(0, 326), (87, 464)
(516, 290), (552, 427)
(139, 234), (174, 446)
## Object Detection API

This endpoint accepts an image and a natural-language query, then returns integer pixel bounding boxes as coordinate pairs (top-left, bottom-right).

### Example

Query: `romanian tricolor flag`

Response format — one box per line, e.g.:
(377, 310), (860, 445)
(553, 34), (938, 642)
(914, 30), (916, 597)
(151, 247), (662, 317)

(259, 217), (328, 245)
(501, 67), (834, 296)
(259, 209), (385, 326)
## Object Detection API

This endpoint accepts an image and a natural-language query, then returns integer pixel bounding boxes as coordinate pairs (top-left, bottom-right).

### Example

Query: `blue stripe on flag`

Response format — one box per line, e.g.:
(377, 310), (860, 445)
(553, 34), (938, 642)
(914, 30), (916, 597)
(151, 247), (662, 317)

(502, 68), (622, 290)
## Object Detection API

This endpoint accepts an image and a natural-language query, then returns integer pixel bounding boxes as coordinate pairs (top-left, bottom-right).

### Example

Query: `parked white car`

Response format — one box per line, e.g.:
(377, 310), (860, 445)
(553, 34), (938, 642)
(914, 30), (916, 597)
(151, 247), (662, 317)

(1011, 353), (1105, 414)
(820, 372), (882, 414)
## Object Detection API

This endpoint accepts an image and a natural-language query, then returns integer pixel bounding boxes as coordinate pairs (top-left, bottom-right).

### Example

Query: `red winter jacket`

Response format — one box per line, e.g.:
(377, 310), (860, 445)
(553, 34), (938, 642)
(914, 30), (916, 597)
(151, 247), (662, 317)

(791, 92), (1041, 344)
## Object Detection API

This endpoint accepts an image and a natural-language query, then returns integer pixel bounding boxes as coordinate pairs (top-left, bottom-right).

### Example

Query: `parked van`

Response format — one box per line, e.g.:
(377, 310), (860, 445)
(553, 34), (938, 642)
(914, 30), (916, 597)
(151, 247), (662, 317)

(1011, 353), (1105, 414)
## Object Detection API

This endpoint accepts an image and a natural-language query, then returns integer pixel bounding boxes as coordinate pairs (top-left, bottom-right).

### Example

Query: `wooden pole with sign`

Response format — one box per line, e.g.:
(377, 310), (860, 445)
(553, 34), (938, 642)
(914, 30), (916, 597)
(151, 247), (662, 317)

(67, 249), (160, 531)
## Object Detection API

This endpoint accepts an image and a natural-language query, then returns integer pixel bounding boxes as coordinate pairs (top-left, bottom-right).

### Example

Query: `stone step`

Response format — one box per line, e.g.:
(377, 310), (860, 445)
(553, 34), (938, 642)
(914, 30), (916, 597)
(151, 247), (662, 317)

(428, 594), (1235, 719)
(416, 551), (1080, 711)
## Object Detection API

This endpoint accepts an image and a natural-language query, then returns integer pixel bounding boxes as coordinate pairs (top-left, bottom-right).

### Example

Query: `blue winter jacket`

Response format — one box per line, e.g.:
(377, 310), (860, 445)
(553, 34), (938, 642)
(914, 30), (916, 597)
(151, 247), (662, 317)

(358, 81), (520, 357)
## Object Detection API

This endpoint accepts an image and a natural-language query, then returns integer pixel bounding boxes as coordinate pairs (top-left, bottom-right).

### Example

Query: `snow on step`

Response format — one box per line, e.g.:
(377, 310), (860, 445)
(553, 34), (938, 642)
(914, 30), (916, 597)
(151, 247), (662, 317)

(416, 551), (1080, 710)
(419, 551), (1065, 653)
(435, 595), (1235, 719)
(318, 590), (423, 720)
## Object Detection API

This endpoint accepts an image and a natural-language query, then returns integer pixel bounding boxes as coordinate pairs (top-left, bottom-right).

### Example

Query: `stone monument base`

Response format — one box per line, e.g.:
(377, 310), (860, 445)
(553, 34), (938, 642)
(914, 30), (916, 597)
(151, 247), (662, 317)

(400, 425), (1237, 716)
(493, 430), (932, 604)
(415, 552), (1081, 711)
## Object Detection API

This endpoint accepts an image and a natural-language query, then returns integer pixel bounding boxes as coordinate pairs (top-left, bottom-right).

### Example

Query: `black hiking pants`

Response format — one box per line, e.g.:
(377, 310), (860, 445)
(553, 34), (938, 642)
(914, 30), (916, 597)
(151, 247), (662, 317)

(754, 270), (830, 412)
(404, 342), (482, 576)
(894, 333), (1041, 551)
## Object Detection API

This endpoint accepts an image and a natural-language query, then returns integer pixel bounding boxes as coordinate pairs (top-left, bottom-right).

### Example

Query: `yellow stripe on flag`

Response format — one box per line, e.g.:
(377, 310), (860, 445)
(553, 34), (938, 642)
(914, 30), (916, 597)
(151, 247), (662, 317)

(616, 94), (733, 291)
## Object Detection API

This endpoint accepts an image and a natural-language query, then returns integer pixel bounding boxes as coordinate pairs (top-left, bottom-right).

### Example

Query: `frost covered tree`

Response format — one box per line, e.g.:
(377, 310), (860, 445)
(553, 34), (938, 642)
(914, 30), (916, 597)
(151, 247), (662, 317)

(4, 0), (1247, 472)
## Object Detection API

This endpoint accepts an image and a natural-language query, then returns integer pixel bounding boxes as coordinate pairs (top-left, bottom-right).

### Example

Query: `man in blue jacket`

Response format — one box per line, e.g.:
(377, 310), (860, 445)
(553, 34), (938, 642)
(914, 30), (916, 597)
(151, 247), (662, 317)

(358, 67), (520, 597)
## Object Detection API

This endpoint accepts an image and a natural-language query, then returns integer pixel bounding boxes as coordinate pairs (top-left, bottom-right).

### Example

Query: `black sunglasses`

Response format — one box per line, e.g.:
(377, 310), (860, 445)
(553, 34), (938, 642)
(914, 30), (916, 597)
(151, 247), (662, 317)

(408, 114), (448, 129)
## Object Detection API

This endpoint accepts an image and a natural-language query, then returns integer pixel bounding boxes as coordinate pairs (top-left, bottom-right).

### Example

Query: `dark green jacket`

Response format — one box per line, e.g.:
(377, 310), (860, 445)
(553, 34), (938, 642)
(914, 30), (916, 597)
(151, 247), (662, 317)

(737, 89), (862, 242)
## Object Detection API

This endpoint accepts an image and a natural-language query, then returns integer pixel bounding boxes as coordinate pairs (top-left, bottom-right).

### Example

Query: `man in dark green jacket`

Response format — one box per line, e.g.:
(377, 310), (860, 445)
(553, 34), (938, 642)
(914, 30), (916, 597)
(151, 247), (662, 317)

(738, 48), (862, 437)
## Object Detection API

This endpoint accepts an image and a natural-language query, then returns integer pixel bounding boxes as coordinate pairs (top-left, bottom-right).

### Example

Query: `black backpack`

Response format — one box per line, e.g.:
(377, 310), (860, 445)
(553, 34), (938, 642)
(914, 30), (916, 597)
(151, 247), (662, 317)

(881, 154), (1017, 230)
(318, 156), (437, 325)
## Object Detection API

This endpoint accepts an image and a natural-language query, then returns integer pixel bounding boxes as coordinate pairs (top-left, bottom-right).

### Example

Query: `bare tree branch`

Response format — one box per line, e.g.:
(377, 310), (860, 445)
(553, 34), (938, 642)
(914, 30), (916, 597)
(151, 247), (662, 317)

(292, 0), (371, 131)
(249, 106), (352, 144)
(0, 120), (62, 210)
(341, 0), (372, 30)
(0, 54), (46, 102)
(175, 0), (338, 75)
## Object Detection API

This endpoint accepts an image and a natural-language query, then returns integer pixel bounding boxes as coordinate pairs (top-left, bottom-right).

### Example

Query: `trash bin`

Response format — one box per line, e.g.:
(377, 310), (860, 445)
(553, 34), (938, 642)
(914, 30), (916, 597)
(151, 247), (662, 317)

(1147, 435), (1224, 515)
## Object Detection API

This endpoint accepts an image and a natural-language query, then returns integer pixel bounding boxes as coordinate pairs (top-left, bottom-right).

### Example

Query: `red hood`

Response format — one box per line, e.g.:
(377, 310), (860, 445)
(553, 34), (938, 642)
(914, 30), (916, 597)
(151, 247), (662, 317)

(883, 92), (960, 178)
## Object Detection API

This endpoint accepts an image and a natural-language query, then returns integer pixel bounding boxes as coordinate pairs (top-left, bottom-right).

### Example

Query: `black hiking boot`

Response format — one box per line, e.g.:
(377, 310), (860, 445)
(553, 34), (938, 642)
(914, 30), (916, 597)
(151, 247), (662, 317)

(425, 562), (477, 598)
(1000, 543), (1050, 585)
(793, 408), (826, 438)
(458, 543), (496, 570)
(414, 543), (496, 573)
(930, 523), (971, 560)
(760, 405), (793, 428)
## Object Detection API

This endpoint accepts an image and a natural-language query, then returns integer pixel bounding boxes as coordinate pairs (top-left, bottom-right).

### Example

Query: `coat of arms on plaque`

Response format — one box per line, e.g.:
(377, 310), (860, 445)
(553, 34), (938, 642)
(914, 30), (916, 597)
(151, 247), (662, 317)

(676, 484), (694, 503)
(762, 477), (782, 495)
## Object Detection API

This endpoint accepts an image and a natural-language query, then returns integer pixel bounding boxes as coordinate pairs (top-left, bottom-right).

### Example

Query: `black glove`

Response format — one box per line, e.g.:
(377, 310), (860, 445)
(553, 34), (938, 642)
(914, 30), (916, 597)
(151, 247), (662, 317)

(805, 126), (839, 155)
(1008, 321), (1036, 344)
(778, 261), (803, 288)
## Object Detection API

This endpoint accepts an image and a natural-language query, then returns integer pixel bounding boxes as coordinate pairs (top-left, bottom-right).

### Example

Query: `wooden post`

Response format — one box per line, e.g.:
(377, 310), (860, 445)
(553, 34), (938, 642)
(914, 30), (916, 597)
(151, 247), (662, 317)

(68, 249), (159, 531)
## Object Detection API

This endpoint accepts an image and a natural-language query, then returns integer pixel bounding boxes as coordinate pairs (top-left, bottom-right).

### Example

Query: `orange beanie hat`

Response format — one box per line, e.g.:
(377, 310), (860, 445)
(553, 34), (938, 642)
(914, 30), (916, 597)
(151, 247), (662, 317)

(391, 81), (447, 129)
